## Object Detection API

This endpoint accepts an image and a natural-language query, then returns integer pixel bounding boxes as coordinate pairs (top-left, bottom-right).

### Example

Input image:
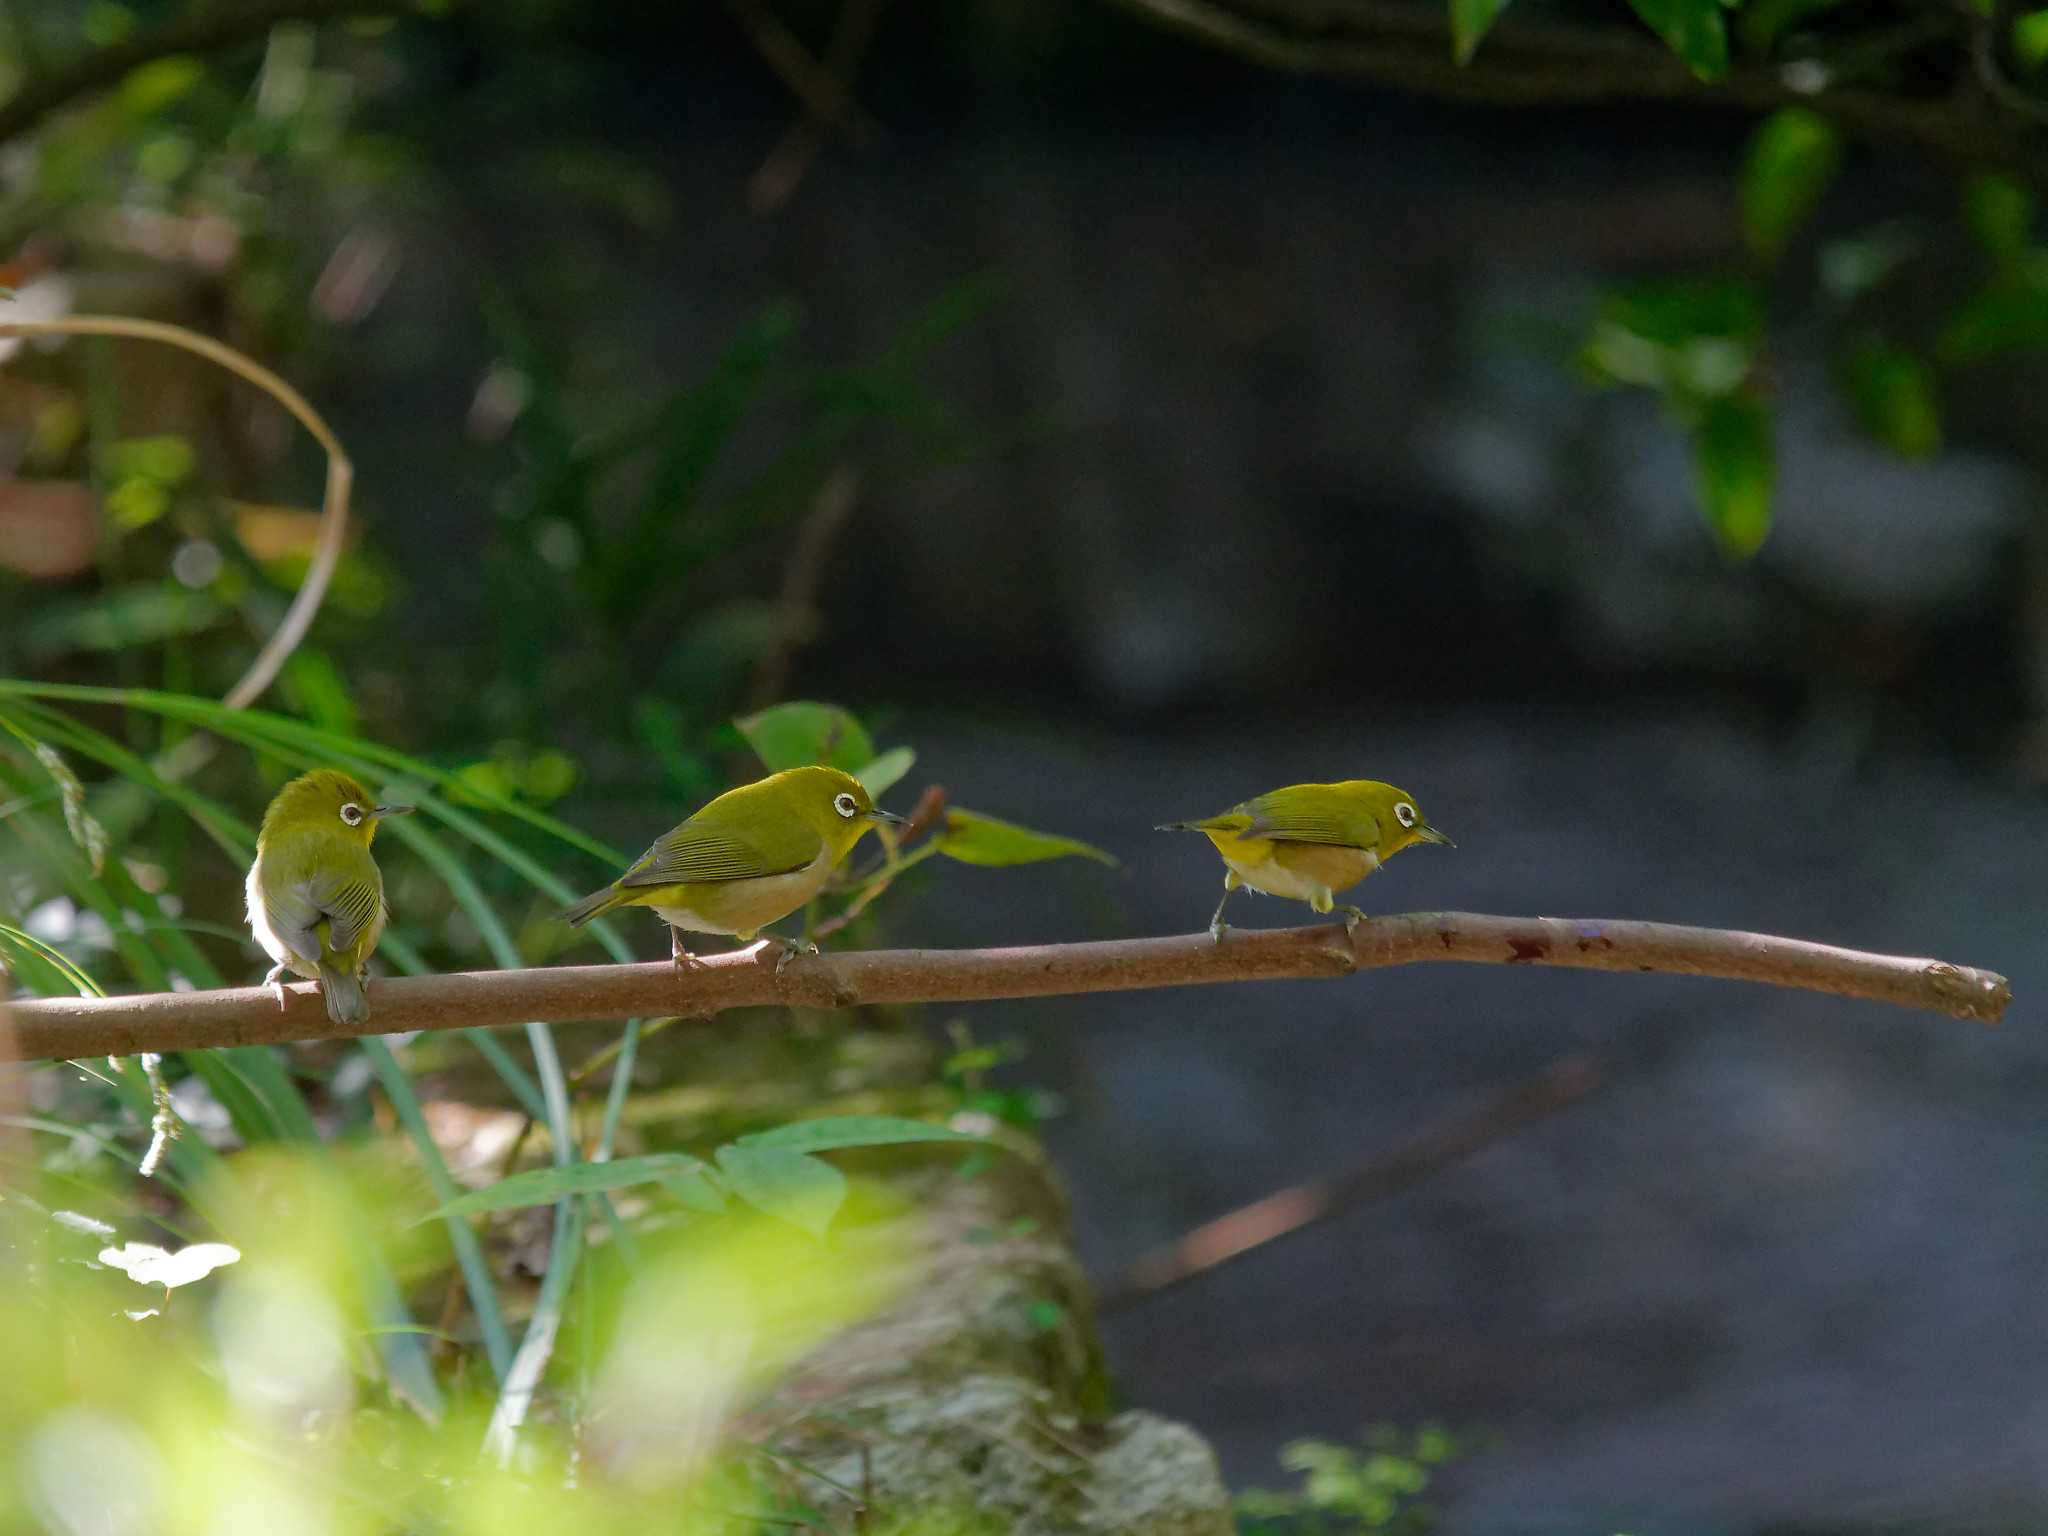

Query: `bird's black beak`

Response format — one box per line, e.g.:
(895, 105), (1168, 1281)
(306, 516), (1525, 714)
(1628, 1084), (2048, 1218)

(864, 808), (910, 826)
(370, 804), (414, 821)
(1416, 823), (1454, 848)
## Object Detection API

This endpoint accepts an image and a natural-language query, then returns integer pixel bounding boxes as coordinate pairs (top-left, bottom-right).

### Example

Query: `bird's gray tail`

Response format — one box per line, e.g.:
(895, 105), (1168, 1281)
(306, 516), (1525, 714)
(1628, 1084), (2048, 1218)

(559, 885), (623, 928)
(317, 962), (370, 1029)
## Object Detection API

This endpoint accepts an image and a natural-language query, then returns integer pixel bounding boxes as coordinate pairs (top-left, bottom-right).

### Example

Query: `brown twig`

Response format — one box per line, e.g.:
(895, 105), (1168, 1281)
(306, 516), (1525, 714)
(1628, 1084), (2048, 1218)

(1097, 1054), (1602, 1312)
(721, 0), (882, 144)
(0, 0), (416, 147)
(810, 782), (948, 940)
(1, 913), (2009, 1061)
(747, 0), (892, 214)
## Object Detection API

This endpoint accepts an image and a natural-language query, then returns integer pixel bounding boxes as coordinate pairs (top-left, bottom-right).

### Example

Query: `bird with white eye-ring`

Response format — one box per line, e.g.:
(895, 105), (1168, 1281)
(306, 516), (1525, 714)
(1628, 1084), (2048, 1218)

(244, 770), (413, 1027)
(559, 766), (908, 968)
(1159, 778), (1454, 939)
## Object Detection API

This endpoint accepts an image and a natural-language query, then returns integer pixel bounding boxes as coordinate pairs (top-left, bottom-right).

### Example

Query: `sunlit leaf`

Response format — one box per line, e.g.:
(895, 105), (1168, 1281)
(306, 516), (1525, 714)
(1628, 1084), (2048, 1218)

(1450, 0), (1513, 62)
(738, 1115), (987, 1154)
(714, 1145), (846, 1238)
(1690, 395), (1774, 558)
(115, 57), (204, 119)
(97, 1240), (239, 1288)
(1741, 108), (1841, 261)
(854, 745), (916, 797)
(2013, 6), (2048, 67)
(1625, 0), (1729, 78)
(1841, 341), (1941, 458)
(735, 701), (875, 774)
(419, 1153), (715, 1223)
(937, 808), (1118, 868)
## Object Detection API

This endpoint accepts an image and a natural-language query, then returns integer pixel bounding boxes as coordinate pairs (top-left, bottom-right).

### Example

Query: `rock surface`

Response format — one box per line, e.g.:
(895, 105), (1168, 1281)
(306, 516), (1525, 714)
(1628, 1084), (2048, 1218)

(757, 1159), (1234, 1535)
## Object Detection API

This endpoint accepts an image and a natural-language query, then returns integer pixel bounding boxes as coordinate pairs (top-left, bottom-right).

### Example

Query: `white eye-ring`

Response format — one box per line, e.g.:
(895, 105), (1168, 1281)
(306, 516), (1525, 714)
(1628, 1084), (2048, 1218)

(833, 792), (859, 819)
(1394, 802), (1417, 829)
(340, 802), (365, 826)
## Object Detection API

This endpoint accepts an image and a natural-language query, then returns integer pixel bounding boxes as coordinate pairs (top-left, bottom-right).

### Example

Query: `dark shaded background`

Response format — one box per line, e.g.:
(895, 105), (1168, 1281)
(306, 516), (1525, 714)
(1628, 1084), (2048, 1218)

(358, 9), (2045, 1528)
(18, 1), (2048, 1527)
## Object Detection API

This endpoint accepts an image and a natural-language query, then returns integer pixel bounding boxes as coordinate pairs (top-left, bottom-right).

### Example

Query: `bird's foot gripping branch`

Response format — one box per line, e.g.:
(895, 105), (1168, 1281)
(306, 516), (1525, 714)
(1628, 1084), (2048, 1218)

(4, 913), (2010, 1061)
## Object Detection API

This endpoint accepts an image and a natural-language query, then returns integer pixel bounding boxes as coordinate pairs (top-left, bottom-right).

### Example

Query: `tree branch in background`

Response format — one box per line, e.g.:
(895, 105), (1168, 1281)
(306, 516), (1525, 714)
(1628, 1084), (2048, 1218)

(3, 912), (2010, 1061)
(1099, 0), (2037, 179)
(1097, 1054), (1603, 1312)
(0, 0), (414, 147)
(748, 0), (892, 214)
(722, 0), (883, 147)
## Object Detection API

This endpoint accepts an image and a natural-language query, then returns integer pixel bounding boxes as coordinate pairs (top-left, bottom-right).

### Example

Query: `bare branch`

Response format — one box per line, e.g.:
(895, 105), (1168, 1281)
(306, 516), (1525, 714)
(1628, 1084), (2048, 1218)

(1097, 1054), (1602, 1311)
(0, 0), (414, 147)
(1099, 0), (2032, 178)
(2, 913), (2009, 1061)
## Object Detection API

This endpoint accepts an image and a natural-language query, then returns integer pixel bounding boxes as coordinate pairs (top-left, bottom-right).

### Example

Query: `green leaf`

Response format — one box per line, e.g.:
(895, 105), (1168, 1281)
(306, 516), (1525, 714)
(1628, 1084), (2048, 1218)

(1841, 341), (1941, 458)
(1450, 0), (1512, 62)
(0, 721), (109, 876)
(1741, 108), (1841, 261)
(1690, 395), (1774, 558)
(1964, 174), (2035, 270)
(715, 1145), (846, 1238)
(854, 745), (916, 797)
(418, 1153), (715, 1223)
(1579, 278), (1762, 403)
(1625, 0), (1729, 78)
(1939, 275), (2048, 362)
(937, 808), (1119, 869)
(116, 57), (203, 119)
(735, 701), (875, 774)
(2014, 6), (2048, 67)
(18, 585), (225, 660)
(738, 1114), (987, 1154)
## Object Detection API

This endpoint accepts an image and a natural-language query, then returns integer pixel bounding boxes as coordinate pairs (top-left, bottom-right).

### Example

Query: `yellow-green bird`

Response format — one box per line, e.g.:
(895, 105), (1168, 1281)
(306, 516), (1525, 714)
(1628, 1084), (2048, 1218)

(1159, 779), (1453, 940)
(245, 769), (411, 1026)
(560, 765), (907, 965)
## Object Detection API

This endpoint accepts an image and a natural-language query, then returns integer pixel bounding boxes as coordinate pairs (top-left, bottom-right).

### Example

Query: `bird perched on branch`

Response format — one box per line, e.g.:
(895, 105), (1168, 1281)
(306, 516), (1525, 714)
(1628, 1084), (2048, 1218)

(1160, 780), (1453, 941)
(245, 770), (410, 1026)
(560, 765), (907, 967)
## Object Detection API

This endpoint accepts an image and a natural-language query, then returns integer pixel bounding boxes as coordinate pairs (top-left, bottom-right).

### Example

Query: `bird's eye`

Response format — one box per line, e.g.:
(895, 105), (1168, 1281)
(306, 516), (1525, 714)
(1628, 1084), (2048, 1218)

(1394, 802), (1417, 829)
(833, 792), (858, 818)
(340, 803), (365, 826)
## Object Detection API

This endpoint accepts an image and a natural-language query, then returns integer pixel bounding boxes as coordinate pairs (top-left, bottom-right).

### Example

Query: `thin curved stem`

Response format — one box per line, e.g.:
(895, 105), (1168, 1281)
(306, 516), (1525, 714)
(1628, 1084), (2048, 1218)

(0, 314), (352, 711)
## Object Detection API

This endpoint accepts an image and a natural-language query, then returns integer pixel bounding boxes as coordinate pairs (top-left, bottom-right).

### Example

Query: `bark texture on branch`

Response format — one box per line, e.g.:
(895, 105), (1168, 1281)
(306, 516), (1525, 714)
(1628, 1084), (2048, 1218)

(2, 913), (2010, 1061)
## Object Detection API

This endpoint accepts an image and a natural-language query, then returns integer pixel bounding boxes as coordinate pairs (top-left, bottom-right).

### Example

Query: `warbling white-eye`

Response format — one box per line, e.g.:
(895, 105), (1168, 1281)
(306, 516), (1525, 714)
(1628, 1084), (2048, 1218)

(1159, 779), (1453, 940)
(560, 765), (908, 965)
(245, 769), (411, 1026)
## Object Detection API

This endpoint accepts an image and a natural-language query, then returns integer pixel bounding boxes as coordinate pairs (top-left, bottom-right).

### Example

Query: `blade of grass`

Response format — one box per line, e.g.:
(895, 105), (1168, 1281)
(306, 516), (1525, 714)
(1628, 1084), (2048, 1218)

(360, 1036), (513, 1384)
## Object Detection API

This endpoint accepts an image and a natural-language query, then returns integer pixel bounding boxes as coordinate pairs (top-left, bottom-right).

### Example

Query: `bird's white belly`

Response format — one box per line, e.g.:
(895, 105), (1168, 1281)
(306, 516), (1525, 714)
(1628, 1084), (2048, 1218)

(245, 862), (314, 978)
(1225, 849), (1376, 902)
(650, 851), (833, 937)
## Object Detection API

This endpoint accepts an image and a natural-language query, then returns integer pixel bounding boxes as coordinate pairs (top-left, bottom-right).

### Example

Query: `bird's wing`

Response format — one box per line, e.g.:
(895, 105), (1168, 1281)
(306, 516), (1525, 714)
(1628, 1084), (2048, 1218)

(1232, 786), (1381, 849)
(264, 862), (384, 961)
(617, 811), (822, 888)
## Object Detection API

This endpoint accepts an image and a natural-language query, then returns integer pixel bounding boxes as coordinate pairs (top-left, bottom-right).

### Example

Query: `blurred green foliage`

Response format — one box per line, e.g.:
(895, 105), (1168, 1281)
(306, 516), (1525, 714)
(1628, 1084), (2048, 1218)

(1237, 1425), (1465, 1534)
